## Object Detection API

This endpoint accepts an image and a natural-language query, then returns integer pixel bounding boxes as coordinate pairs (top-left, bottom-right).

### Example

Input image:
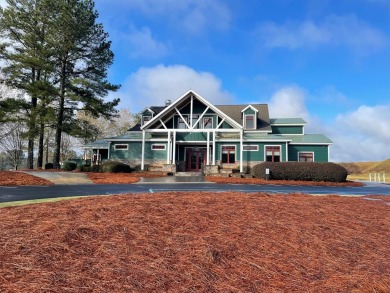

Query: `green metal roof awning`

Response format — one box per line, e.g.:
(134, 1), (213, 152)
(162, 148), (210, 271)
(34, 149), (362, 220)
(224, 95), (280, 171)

(286, 134), (333, 144)
(270, 118), (307, 125)
(81, 140), (110, 149)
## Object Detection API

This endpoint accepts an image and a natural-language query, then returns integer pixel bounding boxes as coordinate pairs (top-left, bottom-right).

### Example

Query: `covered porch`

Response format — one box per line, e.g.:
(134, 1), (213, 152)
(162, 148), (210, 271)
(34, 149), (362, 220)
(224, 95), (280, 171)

(140, 129), (245, 174)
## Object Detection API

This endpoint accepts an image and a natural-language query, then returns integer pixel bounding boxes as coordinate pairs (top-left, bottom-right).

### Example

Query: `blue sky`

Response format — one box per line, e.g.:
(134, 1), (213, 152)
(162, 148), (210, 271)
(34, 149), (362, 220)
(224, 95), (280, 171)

(92, 0), (390, 162)
(2, 0), (390, 162)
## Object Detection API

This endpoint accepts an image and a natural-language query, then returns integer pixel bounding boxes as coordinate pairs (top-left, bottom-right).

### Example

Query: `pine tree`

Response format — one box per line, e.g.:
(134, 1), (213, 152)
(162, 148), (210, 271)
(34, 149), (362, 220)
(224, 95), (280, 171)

(0, 0), (54, 169)
(0, 0), (120, 169)
(45, 0), (120, 169)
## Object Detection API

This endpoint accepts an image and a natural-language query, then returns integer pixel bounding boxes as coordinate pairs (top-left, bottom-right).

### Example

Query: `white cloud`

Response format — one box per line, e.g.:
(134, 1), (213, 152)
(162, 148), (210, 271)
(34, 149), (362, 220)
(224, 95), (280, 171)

(267, 86), (310, 120)
(119, 26), (168, 59)
(257, 14), (386, 54)
(266, 86), (390, 162)
(330, 105), (390, 162)
(116, 64), (234, 112)
(0, 0), (7, 7)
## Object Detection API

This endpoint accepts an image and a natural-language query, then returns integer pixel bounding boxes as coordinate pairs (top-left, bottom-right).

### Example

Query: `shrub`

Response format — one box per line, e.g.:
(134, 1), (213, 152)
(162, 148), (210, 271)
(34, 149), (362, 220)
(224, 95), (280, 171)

(252, 162), (348, 183)
(79, 164), (91, 172)
(101, 161), (131, 173)
(62, 161), (77, 171)
(91, 165), (101, 172)
(44, 163), (54, 170)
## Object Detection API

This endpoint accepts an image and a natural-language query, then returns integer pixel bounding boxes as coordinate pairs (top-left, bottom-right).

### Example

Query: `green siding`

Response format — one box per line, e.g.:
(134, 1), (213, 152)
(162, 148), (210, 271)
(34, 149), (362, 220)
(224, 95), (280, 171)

(221, 121), (233, 129)
(288, 145), (329, 162)
(110, 142), (167, 160)
(272, 126), (303, 135)
(215, 142), (287, 162)
(110, 142), (328, 163)
(176, 132), (208, 141)
(243, 108), (256, 115)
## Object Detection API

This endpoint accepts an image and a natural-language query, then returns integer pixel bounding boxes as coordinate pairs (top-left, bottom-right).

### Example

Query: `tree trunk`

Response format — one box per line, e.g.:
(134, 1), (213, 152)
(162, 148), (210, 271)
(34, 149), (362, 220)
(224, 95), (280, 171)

(27, 67), (37, 169)
(37, 120), (45, 169)
(53, 58), (66, 169)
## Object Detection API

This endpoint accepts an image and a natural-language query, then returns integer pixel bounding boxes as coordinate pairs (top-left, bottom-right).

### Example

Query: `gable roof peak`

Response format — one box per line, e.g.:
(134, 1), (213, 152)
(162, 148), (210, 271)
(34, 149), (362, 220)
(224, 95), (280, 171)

(241, 104), (259, 113)
(140, 90), (243, 130)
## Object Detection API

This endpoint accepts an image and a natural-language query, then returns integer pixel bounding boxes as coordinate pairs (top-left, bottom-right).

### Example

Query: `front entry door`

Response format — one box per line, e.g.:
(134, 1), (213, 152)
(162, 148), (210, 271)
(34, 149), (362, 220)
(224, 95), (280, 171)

(186, 148), (206, 172)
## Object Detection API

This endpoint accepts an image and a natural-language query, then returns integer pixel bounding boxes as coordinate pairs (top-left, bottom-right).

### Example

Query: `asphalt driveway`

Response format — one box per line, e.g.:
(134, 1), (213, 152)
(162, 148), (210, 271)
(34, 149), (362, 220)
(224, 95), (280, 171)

(1, 181), (390, 203)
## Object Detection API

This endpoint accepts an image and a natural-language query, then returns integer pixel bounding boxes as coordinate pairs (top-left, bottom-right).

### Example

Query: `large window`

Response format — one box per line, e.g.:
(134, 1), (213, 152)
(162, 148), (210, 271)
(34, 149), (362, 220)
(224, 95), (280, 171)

(203, 117), (213, 129)
(178, 116), (188, 129)
(222, 145), (236, 164)
(192, 114), (199, 128)
(265, 146), (281, 162)
(244, 114), (256, 129)
(299, 152), (314, 162)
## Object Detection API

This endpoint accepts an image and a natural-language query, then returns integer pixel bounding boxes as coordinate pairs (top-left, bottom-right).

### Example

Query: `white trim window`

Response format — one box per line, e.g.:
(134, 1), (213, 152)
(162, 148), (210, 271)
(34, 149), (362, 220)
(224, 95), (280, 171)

(265, 145), (281, 162)
(151, 144), (166, 150)
(203, 117), (213, 129)
(114, 144), (128, 150)
(244, 114), (256, 129)
(221, 145), (236, 164)
(142, 115), (152, 126)
(298, 152), (314, 162)
(191, 114), (200, 128)
(178, 116), (188, 129)
(243, 145), (259, 151)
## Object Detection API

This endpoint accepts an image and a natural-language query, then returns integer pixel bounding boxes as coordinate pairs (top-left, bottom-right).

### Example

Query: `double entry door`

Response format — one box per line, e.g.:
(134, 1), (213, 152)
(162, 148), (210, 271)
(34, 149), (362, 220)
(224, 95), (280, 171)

(185, 147), (208, 172)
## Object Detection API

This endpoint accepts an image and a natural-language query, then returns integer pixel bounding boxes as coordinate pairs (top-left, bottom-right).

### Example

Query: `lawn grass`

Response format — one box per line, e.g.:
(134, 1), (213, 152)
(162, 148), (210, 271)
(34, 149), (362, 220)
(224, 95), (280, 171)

(0, 196), (83, 208)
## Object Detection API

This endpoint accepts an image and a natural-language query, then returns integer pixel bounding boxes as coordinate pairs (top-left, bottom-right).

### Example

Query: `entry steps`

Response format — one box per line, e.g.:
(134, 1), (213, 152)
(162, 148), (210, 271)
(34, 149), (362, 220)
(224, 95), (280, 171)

(175, 172), (204, 177)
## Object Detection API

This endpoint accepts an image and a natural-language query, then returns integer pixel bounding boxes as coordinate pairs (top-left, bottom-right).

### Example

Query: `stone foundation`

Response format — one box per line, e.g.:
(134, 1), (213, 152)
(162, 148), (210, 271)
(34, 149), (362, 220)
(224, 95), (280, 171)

(202, 165), (219, 176)
(162, 164), (176, 173)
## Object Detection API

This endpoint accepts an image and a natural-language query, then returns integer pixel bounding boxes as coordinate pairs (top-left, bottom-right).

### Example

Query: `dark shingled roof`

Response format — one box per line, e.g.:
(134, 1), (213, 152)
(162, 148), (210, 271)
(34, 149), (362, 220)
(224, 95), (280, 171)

(215, 104), (272, 131)
(128, 123), (141, 131)
(150, 106), (166, 114)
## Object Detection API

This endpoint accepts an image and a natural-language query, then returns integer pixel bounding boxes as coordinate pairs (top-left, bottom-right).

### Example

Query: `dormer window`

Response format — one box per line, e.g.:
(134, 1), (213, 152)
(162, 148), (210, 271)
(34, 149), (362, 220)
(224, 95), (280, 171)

(142, 116), (152, 126)
(241, 105), (258, 130)
(244, 114), (256, 129)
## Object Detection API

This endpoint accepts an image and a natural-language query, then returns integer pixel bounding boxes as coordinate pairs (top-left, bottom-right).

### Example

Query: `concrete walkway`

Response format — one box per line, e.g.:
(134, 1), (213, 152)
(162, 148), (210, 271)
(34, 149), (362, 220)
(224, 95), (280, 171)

(23, 171), (94, 185)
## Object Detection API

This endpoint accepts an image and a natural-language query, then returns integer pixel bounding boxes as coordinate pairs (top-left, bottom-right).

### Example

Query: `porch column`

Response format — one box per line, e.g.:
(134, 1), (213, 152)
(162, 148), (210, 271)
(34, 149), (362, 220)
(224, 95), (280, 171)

(212, 131), (216, 165)
(240, 130), (243, 173)
(107, 142), (111, 160)
(97, 149), (100, 165)
(172, 131), (176, 163)
(167, 131), (171, 164)
(141, 130), (145, 170)
(206, 131), (210, 165)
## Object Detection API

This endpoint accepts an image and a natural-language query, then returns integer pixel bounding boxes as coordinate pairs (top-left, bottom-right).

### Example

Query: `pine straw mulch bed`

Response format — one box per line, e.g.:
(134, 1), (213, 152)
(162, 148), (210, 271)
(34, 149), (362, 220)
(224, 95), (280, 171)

(0, 171), (53, 186)
(206, 176), (364, 187)
(0, 192), (389, 292)
(86, 171), (168, 184)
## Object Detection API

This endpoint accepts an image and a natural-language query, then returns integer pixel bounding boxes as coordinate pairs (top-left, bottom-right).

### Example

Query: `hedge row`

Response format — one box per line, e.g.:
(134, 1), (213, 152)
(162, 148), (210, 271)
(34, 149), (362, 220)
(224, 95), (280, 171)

(62, 161), (77, 171)
(76, 161), (132, 173)
(252, 162), (348, 183)
(101, 161), (131, 173)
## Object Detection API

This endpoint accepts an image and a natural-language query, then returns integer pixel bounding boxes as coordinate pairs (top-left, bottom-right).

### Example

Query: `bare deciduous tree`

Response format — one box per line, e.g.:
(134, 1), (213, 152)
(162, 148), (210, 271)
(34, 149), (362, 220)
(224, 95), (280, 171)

(0, 120), (27, 170)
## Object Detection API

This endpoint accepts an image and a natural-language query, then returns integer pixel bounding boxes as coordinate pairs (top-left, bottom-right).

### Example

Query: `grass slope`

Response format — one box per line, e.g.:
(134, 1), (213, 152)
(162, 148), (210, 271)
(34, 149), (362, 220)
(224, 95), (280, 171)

(338, 159), (390, 181)
(0, 192), (389, 292)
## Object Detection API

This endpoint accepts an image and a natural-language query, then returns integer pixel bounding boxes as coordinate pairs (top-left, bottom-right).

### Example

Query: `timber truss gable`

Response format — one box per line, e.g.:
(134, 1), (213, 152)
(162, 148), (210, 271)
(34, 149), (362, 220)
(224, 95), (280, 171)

(141, 90), (242, 132)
